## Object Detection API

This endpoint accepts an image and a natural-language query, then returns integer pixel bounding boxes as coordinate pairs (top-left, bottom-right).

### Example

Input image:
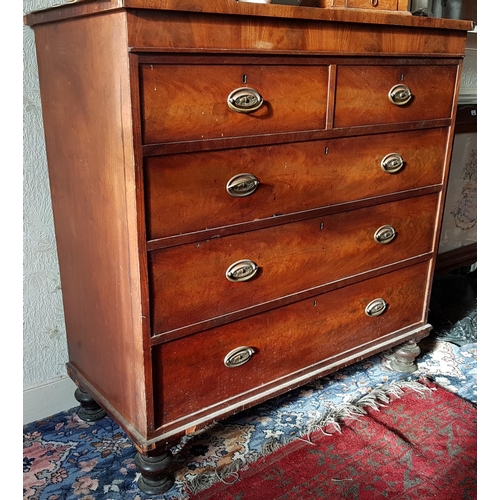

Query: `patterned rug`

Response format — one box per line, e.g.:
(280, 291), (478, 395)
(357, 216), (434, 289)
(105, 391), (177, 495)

(189, 380), (477, 500)
(23, 338), (476, 500)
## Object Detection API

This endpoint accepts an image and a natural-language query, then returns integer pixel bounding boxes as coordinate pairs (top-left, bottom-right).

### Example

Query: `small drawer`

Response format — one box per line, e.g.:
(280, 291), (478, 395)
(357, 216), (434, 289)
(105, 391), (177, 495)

(345, 0), (399, 9)
(149, 193), (438, 334)
(334, 65), (457, 127)
(152, 260), (430, 427)
(140, 64), (329, 144)
(145, 128), (448, 240)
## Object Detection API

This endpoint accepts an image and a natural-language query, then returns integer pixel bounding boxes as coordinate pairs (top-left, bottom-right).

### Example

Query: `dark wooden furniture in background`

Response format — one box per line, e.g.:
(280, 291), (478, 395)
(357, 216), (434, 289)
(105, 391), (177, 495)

(25, 1), (473, 493)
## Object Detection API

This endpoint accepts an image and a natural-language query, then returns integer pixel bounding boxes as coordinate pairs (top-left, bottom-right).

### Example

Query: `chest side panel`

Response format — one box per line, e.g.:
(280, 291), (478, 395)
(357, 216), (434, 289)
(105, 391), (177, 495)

(33, 12), (149, 434)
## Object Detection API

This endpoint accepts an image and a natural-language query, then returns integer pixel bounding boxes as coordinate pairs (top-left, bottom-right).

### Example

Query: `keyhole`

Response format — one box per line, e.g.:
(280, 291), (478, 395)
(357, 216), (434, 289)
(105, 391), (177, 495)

(242, 74), (247, 84)
(371, 0), (378, 6)
(400, 73), (404, 82)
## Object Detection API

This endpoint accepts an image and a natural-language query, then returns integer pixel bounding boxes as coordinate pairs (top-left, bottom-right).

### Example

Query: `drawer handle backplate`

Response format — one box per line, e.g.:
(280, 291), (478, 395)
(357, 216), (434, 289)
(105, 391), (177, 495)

(226, 259), (259, 282)
(365, 298), (388, 317)
(381, 153), (405, 173)
(374, 225), (397, 244)
(227, 87), (264, 113)
(224, 346), (255, 368)
(226, 173), (260, 197)
(388, 84), (413, 106)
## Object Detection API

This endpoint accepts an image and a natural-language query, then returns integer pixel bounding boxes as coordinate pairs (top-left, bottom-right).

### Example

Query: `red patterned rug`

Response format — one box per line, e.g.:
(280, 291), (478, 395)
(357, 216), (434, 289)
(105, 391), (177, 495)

(189, 381), (476, 500)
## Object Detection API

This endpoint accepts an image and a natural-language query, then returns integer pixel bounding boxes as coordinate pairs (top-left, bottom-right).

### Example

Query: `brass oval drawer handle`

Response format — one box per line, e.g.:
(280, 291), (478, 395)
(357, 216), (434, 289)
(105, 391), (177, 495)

(226, 259), (259, 282)
(388, 84), (413, 106)
(381, 153), (405, 174)
(227, 87), (264, 113)
(374, 225), (396, 244)
(224, 346), (256, 368)
(226, 173), (260, 197)
(365, 298), (388, 317)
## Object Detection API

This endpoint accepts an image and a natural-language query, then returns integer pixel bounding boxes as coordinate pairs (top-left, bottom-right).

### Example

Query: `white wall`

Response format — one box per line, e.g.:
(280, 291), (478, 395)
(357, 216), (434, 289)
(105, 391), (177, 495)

(23, 0), (77, 424)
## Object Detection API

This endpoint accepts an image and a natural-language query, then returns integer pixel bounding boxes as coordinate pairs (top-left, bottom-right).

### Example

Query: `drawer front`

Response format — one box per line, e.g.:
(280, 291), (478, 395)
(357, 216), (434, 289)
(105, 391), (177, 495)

(140, 64), (329, 144)
(152, 260), (430, 426)
(335, 65), (457, 127)
(346, 0), (399, 9)
(145, 128), (447, 240)
(150, 193), (438, 334)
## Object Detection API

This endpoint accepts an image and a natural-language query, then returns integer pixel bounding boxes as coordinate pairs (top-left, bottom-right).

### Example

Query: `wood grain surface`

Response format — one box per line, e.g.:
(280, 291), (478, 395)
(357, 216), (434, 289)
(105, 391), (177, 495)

(145, 127), (448, 240)
(152, 260), (430, 428)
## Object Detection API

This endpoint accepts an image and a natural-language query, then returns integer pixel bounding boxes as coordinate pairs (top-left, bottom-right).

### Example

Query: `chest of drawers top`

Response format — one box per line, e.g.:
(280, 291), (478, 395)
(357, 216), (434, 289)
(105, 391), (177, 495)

(25, 0), (473, 48)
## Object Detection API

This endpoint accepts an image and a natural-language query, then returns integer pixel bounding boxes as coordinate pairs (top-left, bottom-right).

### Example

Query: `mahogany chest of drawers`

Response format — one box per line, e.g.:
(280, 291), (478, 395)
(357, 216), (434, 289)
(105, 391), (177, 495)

(25, 0), (472, 493)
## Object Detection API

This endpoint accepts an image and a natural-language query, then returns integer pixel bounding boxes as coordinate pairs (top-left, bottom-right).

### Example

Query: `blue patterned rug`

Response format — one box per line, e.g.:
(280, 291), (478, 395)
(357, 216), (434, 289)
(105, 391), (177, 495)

(23, 337), (476, 500)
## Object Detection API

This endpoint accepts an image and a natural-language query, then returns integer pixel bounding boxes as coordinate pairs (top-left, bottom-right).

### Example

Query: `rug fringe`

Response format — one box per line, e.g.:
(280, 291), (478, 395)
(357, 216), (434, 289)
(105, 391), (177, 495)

(303, 379), (434, 440)
(187, 458), (244, 494)
(185, 379), (433, 496)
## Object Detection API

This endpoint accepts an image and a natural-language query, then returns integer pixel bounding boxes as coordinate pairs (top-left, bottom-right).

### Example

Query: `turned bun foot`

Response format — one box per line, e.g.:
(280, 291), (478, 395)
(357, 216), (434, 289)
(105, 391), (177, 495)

(135, 451), (175, 494)
(74, 388), (107, 422)
(387, 340), (421, 373)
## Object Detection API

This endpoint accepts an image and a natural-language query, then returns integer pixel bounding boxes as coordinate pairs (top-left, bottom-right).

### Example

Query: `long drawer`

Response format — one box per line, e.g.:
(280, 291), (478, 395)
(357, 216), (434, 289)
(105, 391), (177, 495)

(145, 128), (447, 240)
(140, 64), (329, 144)
(149, 193), (438, 334)
(152, 260), (430, 427)
(334, 65), (457, 127)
